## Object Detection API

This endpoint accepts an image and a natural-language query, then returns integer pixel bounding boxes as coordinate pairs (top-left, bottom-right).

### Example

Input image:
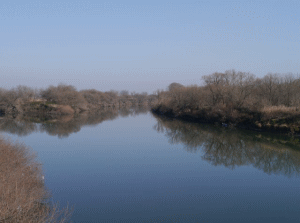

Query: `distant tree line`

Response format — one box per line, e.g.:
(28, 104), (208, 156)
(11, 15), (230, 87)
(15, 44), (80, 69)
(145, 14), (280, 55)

(151, 70), (300, 133)
(0, 85), (157, 115)
(1, 70), (300, 133)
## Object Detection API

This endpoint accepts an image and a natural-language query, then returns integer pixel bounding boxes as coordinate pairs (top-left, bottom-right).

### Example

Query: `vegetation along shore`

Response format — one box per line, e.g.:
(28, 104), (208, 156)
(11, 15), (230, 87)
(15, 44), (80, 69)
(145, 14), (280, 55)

(0, 85), (155, 116)
(151, 70), (300, 135)
(0, 136), (71, 222)
(1, 69), (300, 135)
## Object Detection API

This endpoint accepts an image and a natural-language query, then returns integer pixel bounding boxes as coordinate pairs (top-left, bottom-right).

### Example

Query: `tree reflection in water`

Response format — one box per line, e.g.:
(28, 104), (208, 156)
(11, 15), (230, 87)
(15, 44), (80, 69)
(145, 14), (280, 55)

(0, 136), (71, 222)
(152, 114), (300, 177)
(0, 106), (149, 139)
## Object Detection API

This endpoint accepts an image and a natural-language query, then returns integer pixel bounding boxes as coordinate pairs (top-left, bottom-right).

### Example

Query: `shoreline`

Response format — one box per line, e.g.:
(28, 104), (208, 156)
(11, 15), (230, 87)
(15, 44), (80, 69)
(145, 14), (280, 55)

(151, 108), (300, 137)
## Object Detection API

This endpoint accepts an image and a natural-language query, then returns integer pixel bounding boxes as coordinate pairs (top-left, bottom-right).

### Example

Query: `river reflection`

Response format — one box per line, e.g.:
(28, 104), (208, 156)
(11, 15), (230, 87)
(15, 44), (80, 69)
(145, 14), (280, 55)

(0, 106), (149, 138)
(2, 109), (300, 222)
(153, 114), (300, 177)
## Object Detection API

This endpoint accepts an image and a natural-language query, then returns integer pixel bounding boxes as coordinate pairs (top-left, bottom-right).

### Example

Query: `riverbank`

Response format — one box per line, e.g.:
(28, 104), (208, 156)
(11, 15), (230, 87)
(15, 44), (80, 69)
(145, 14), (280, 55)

(151, 106), (300, 136)
(0, 84), (156, 117)
(151, 70), (300, 136)
(0, 136), (71, 222)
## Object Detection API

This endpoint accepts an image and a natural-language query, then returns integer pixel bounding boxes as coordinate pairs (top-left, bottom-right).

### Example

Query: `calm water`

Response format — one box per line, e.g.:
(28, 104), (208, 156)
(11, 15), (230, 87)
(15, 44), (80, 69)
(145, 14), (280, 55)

(1, 108), (300, 223)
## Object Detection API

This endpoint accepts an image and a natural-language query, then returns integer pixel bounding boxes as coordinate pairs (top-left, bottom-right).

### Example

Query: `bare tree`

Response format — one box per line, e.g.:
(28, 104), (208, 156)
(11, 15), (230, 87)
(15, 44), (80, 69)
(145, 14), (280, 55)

(120, 90), (129, 96)
(258, 73), (280, 106)
(41, 84), (86, 108)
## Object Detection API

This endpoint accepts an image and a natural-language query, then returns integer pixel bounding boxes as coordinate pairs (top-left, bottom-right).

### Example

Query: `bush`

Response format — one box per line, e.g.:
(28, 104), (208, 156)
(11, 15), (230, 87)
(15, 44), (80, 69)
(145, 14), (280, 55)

(41, 84), (87, 109)
(0, 136), (72, 222)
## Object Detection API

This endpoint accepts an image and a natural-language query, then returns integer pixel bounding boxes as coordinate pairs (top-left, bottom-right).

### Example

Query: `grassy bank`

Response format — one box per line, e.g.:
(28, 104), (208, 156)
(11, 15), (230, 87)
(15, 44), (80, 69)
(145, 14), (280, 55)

(0, 136), (71, 222)
(151, 70), (300, 135)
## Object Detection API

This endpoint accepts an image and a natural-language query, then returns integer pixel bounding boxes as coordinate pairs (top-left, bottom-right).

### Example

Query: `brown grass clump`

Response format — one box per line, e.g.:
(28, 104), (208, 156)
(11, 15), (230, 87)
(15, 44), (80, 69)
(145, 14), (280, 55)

(262, 106), (300, 117)
(0, 136), (72, 222)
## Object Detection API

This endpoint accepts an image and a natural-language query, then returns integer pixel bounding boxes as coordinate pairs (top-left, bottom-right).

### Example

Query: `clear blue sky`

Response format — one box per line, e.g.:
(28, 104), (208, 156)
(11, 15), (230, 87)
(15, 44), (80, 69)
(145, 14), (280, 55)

(1, 0), (299, 93)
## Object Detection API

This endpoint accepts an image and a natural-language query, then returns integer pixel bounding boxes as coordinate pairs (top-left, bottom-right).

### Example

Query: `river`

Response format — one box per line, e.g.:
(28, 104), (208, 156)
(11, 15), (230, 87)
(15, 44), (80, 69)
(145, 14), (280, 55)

(1, 108), (300, 223)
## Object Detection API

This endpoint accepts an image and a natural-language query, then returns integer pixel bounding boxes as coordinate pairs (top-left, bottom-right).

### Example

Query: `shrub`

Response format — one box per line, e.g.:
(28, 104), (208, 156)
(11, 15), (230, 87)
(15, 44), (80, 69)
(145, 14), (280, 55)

(0, 136), (72, 222)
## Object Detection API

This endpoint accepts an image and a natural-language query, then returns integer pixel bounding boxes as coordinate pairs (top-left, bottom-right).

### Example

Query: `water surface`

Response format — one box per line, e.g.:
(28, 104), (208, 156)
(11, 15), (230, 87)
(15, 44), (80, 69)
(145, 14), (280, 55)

(1, 109), (300, 223)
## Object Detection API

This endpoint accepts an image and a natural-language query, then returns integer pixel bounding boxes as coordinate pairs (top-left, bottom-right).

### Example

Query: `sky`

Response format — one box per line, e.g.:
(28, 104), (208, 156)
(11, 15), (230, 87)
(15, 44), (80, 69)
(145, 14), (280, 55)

(1, 0), (299, 93)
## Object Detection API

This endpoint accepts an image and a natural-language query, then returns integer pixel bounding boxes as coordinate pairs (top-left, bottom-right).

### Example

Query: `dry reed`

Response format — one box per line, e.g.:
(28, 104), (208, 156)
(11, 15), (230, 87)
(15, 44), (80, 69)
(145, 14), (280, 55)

(0, 136), (72, 223)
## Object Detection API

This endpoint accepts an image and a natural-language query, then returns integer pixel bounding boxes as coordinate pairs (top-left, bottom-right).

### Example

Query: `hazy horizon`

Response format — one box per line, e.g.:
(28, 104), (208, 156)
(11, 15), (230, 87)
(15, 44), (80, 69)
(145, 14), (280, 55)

(1, 0), (299, 93)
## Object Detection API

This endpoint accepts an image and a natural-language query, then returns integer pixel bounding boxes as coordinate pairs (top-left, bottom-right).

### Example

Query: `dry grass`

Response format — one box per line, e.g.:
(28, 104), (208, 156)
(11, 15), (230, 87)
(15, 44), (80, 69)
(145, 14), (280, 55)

(0, 136), (72, 223)
(262, 106), (300, 114)
(261, 106), (300, 121)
